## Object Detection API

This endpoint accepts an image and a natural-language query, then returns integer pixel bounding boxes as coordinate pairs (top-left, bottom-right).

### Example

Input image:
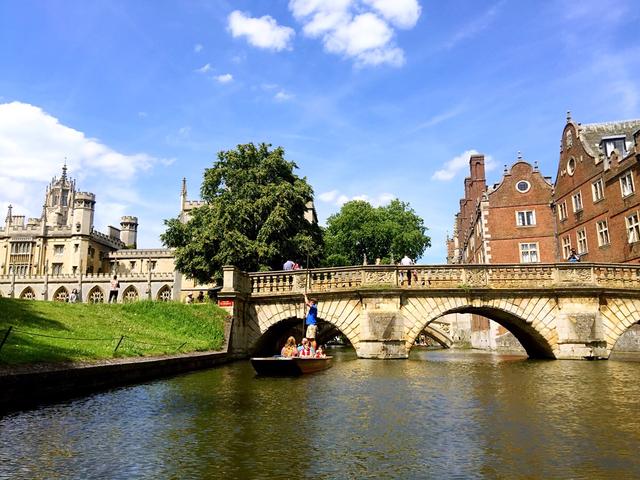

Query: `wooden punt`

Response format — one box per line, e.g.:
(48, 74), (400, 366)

(251, 356), (333, 376)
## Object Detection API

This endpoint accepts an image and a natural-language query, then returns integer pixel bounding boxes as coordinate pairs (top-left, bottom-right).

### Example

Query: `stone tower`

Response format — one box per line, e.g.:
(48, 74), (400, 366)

(119, 216), (138, 248)
(71, 191), (96, 235)
(44, 164), (76, 227)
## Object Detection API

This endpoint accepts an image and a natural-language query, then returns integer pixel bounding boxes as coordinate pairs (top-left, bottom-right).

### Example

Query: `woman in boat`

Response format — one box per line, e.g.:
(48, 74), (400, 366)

(281, 336), (298, 357)
(314, 346), (326, 358)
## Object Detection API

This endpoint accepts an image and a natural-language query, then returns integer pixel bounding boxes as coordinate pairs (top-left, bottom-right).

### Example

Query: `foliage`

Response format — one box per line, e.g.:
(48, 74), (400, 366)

(162, 143), (323, 282)
(323, 199), (430, 266)
(0, 299), (227, 365)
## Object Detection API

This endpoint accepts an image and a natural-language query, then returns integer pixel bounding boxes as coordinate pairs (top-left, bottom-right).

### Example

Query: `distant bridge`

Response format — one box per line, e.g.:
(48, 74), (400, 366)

(219, 263), (640, 360)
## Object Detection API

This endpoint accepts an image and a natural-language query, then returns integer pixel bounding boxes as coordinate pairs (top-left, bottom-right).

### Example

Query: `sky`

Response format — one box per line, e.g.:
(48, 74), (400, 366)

(1, 0), (639, 263)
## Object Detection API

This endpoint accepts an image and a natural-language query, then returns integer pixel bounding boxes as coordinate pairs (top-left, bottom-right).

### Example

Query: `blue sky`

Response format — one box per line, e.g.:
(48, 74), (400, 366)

(1, 0), (639, 263)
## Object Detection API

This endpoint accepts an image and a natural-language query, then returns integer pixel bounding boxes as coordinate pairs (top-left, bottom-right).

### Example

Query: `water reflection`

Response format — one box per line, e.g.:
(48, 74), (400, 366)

(2, 348), (640, 479)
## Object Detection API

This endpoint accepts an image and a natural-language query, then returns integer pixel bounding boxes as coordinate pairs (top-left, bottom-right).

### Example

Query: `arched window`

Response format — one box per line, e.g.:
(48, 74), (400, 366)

(157, 285), (172, 302)
(123, 285), (139, 303)
(20, 287), (36, 300)
(54, 287), (69, 302)
(88, 286), (105, 304)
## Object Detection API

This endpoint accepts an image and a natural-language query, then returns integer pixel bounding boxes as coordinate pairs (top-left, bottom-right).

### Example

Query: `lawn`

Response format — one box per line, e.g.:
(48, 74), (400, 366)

(0, 298), (227, 365)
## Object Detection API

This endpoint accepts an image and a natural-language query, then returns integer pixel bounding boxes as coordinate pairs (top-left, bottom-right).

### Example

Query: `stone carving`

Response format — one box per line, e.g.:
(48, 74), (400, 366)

(466, 269), (487, 286)
(364, 271), (394, 285)
(559, 268), (592, 283)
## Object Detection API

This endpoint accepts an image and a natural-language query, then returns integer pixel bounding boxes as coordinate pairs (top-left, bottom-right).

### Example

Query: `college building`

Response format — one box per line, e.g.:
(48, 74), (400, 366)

(447, 113), (640, 351)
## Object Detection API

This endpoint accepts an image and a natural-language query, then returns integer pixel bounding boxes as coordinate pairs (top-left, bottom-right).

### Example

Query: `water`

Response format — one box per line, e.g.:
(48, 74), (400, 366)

(2, 348), (640, 479)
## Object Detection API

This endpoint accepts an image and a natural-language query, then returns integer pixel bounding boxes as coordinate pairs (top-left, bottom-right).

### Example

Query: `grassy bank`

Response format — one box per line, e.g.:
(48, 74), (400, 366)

(0, 298), (227, 365)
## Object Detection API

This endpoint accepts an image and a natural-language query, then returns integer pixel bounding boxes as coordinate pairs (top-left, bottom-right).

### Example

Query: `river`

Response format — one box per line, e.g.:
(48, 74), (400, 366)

(1, 348), (639, 479)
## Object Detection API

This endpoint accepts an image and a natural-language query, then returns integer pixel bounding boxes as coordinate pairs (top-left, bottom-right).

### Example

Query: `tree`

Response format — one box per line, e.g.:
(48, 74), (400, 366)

(162, 143), (323, 283)
(323, 199), (430, 266)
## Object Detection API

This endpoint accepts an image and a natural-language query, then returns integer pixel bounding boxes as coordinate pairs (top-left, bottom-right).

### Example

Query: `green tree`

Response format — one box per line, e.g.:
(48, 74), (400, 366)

(162, 143), (323, 283)
(323, 199), (430, 266)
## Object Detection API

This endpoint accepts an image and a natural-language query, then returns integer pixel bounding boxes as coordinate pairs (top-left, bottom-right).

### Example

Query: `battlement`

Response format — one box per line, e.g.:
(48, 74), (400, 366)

(120, 216), (138, 224)
(108, 248), (174, 259)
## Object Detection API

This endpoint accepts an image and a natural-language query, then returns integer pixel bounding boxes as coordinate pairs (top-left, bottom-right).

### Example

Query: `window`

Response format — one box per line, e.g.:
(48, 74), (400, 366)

(74, 243), (79, 253)
(562, 236), (572, 259)
(516, 210), (536, 226)
(592, 179), (604, 202)
(10, 242), (31, 254)
(130, 261), (136, 270)
(520, 243), (539, 263)
(602, 136), (627, 158)
(52, 263), (63, 275)
(577, 229), (588, 254)
(572, 192), (583, 212)
(620, 172), (635, 197)
(596, 220), (610, 246)
(626, 213), (640, 243)
(54, 244), (64, 256)
(150, 261), (157, 271)
(567, 157), (576, 176)
(558, 201), (568, 221)
(516, 180), (530, 193)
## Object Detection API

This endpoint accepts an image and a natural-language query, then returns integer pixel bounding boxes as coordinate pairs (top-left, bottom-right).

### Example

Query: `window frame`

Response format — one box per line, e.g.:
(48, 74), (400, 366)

(558, 201), (568, 221)
(562, 236), (572, 259)
(592, 179), (605, 202)
(576, 228), (588, 254)
(596, 220), (610, 247)
(620, 171), (635, 198)
(572, 191), (583, 213)
(515, 210), (536, 227)
(626, 212), (640, 244)
(519, 242), (539, 263)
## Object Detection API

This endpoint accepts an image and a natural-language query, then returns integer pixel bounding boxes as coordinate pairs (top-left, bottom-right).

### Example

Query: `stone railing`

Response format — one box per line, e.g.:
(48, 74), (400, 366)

(227, 263), (640, 297)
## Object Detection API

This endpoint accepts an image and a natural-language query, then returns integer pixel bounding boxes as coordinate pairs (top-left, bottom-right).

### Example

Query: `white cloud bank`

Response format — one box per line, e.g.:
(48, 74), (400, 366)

(0, 101), (170, 232)
(318, 189), (395, 207)
(289, 0), (421, 66)
(228, 10), (295, 51)
(432, 149), (497, 181)
(215, 73), (234, 83)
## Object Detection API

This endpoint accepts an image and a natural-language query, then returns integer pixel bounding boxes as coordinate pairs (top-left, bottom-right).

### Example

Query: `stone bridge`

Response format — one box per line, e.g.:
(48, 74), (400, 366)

(218, 263), (640, 360)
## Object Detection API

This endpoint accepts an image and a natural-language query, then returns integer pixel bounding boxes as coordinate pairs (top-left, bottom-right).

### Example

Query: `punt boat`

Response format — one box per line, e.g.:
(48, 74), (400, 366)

(251, 356), (333, 376)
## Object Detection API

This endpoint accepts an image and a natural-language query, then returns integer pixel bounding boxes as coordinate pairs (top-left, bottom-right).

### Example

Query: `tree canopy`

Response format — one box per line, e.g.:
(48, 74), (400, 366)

(323, 199), (430, 266)
(161, 143), (323, 283)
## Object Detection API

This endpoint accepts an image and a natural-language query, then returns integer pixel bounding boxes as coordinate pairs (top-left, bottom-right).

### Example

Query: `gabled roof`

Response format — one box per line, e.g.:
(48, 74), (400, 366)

(578, 119), (640, 158)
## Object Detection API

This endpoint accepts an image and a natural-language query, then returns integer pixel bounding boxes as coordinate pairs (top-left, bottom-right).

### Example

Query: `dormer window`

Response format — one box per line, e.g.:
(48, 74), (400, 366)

(601, 135), (627, 158)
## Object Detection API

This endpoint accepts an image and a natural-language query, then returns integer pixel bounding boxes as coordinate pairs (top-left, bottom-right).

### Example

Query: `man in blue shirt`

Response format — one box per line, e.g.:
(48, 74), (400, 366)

(283, 259), (294, 270)
(304, 294), (318, 350)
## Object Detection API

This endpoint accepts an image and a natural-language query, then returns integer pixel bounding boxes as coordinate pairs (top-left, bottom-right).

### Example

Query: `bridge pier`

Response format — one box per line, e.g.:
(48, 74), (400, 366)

(554, 296), (608, 360)
(356, 294), (408, 359)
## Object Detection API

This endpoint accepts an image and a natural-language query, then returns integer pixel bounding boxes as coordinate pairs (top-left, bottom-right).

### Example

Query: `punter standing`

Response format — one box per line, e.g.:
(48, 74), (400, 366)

(304, 294), (318, 350)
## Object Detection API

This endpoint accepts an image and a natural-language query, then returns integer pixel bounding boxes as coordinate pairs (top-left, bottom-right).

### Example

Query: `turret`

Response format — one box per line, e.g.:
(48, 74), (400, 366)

(119, 216), (138, 248)
(72, 192), (95, 235)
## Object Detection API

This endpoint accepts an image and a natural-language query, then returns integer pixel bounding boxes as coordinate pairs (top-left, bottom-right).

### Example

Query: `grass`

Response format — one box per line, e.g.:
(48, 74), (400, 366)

(0, 298), (227, 365)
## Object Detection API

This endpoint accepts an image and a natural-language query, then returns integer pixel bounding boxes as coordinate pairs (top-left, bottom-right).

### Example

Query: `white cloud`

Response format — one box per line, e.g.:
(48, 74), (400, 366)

(363, 0), (421, 28)
(194, 43), (204, 53)
(318, 189), (395, 206)
(215, 73), (234, 83)
(274, 90), (294, 101)
(432, 150), (491, 181)
(0, 101), (169, 229)
(228, 10), (295, 51)
(289, 0), (420, 66)
(195, 63), (212, 73)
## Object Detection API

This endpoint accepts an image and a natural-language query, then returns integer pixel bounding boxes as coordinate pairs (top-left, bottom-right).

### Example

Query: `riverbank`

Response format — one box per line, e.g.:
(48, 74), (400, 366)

(0, 298), (226, 365)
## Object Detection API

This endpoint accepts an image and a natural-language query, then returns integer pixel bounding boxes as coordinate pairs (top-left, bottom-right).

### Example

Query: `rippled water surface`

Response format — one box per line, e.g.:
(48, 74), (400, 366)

(2, 348), (640, 479)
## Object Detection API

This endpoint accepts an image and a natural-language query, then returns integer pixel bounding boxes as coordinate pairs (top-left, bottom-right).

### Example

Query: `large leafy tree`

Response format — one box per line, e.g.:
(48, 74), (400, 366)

(162, 143), (323, 283)
(323, 199), (430, 266)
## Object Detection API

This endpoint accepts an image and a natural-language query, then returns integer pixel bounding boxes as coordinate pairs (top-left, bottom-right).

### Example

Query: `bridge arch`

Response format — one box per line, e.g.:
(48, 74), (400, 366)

(403, 296), (558, 359)
(247, 296), (362, 355)
(600, 297), (640, 356)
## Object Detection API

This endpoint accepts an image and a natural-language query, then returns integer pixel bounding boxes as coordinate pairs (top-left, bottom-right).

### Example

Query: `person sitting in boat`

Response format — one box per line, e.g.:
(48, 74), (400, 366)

(314, 346), (326, 358)
(299, 339), (315, 357)
(281, 336), (298, 357)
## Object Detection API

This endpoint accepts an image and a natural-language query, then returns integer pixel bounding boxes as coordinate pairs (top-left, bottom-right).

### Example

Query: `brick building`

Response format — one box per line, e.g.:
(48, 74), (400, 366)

(554, 113), (640, 263)
(446, 153), (555, 348)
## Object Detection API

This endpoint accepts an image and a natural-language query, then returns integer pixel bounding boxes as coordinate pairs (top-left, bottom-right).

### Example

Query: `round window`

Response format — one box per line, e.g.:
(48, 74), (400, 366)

(567, 157), (576, 176)
(516, 180), (530, 193)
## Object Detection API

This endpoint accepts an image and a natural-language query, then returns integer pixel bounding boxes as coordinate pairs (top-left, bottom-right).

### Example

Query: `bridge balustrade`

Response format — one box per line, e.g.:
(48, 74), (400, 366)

(241, 263), (640, 296)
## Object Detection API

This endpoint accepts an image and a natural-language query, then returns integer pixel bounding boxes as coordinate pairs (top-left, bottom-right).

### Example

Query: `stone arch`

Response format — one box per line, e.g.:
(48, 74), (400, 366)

(53, 286), (69, 302)
(157, 285), (172, 302)
(122, 285), (139, 303)
(20, 287), (36, 300)
(419, 323), (453, 348)
(88, 286), (105, 304)
(600, 297), (640, 357)
(402, 295), (558, 359)
(247, 296), (361, 355)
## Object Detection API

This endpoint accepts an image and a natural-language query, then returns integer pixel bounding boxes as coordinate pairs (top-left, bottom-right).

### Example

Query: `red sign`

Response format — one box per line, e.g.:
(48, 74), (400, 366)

(218, 299), (234, 307)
